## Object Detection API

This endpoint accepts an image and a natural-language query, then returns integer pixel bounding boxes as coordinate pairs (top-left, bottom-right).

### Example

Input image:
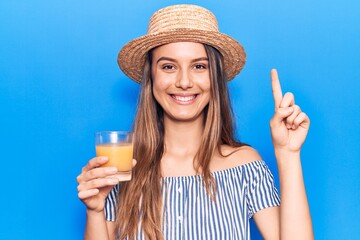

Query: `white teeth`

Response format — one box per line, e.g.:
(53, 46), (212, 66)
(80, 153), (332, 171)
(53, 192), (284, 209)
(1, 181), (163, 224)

(172, 95), (196, 102)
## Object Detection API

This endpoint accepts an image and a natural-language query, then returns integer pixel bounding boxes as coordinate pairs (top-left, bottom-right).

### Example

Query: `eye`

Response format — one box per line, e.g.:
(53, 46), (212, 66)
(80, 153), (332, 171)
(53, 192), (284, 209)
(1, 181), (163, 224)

(193, 63), (208, 70)
(161, 64), (175, 70)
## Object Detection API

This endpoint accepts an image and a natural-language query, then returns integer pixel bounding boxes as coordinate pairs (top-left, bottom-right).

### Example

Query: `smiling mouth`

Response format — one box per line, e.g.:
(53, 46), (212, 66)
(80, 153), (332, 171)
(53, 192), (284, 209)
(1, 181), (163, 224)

(170, 94), (198, 103)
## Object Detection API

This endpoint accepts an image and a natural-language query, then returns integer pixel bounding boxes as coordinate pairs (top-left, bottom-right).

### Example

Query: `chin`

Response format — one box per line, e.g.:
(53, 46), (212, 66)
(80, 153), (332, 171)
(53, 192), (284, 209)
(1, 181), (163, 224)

(166, 112), (204, 122)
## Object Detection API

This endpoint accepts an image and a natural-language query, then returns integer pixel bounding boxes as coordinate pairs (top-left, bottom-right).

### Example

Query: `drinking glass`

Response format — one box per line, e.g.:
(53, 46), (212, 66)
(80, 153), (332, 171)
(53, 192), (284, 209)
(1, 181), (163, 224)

(95, 131), (134, 176)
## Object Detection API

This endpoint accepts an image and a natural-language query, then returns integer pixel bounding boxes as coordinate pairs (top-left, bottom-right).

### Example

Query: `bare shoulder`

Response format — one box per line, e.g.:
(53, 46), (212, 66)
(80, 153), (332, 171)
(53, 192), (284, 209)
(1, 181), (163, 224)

(211, 145), (263, 172)
(223, 145), (262, 164)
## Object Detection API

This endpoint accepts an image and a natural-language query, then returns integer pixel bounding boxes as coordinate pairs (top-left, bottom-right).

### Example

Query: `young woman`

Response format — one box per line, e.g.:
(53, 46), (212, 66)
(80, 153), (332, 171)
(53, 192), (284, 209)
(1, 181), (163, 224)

(77, 4), (313, 240)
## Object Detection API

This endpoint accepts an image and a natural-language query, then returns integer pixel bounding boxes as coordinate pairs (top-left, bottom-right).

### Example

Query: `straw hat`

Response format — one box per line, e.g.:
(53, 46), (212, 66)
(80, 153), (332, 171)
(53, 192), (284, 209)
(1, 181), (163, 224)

(118, 4), (246, 83)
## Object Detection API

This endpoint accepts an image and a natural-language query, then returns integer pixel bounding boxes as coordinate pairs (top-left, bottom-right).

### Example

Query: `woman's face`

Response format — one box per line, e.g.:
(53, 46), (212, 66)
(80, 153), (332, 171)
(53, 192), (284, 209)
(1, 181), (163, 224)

(151, 42), (211, 122)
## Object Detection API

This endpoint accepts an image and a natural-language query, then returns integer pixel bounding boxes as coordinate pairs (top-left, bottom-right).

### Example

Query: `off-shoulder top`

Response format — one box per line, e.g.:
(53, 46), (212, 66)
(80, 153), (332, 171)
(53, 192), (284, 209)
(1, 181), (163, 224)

(105, 160), (280, 239)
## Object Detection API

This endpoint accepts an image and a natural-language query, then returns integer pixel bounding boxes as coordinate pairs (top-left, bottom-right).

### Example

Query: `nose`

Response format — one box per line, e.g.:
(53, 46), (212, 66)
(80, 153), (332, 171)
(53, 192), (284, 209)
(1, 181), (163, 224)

(175, 70), (193, 89)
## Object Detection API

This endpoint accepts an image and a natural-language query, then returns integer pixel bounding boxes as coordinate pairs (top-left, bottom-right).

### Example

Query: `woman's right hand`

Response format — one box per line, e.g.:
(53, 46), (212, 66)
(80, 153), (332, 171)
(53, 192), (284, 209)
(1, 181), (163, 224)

(76, 157), (134, 212)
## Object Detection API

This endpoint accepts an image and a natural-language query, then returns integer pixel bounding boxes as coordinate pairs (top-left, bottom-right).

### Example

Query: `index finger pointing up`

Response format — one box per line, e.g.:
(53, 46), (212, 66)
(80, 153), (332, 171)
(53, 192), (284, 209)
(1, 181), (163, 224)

(271, 69), (283, 109)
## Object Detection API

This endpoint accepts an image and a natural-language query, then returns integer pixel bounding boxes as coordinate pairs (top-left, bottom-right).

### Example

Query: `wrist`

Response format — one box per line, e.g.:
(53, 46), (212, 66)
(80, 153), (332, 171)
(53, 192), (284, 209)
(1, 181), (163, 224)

(86, 208), (105, 217)
(274, 149), (301, 167)
(274, 147), (300, 159)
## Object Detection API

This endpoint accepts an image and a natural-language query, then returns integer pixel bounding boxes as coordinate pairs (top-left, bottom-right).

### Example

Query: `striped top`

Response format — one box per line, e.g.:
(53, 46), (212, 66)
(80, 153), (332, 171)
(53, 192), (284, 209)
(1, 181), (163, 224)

(105, 160), (280, 239)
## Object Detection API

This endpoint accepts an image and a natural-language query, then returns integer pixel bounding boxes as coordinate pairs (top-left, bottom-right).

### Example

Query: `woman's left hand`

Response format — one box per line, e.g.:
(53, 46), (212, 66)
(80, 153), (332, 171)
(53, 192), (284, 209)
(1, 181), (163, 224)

(269, 69), (310, 153)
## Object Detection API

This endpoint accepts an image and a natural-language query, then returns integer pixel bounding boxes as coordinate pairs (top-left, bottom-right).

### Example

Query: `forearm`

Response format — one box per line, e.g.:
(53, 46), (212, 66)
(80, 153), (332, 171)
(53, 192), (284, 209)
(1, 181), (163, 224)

(276, 151), (314, 239)
(85, 209), (110, 240)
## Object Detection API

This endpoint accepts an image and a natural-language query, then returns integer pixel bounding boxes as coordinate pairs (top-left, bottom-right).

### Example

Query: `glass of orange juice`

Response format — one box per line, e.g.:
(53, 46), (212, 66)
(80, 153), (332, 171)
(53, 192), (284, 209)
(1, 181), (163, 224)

(95, 131), (134, 178)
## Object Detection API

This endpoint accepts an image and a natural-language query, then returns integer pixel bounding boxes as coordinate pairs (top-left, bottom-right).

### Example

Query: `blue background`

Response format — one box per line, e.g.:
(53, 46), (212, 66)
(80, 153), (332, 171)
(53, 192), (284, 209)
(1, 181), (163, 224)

(1, 0), (359, 239)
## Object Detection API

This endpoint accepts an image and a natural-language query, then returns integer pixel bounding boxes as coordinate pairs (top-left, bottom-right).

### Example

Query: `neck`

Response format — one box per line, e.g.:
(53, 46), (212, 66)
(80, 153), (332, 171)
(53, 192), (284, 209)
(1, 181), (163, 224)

(163, 114), (204, 160)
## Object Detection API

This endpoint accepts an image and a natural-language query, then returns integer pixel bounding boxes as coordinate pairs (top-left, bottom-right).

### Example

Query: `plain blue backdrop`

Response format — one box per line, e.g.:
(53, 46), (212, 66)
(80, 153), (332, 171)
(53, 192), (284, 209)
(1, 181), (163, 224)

(1, 0), (359, 239)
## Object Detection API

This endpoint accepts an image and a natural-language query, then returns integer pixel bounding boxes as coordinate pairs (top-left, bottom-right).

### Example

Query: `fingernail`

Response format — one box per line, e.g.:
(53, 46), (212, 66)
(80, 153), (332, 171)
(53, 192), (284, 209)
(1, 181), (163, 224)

(109, 178), (119, 184)
(107, 167), (118, 174)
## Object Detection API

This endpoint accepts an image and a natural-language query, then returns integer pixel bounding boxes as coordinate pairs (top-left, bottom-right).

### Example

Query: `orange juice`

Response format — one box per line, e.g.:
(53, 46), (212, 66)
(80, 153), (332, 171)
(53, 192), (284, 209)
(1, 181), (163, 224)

(96, 143), (133, 172)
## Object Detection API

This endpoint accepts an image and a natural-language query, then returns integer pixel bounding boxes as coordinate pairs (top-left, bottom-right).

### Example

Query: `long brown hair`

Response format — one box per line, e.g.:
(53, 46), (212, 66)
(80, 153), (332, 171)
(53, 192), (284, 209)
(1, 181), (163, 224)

(115, 44), (246, 240)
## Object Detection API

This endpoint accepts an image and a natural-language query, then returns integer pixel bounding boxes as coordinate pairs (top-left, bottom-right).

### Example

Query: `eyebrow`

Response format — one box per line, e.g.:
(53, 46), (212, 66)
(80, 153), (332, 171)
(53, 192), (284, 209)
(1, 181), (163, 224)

(156, 57), (209, 64)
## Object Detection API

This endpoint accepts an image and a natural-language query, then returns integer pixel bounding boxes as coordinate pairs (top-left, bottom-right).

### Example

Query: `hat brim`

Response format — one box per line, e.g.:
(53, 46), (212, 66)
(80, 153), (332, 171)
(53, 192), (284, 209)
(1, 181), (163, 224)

(118, 29), (246, 83)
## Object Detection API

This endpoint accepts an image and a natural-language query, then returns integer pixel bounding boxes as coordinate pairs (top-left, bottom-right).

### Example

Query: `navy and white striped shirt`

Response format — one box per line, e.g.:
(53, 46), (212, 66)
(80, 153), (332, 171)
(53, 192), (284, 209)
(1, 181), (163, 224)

(105, 160), (280, 239)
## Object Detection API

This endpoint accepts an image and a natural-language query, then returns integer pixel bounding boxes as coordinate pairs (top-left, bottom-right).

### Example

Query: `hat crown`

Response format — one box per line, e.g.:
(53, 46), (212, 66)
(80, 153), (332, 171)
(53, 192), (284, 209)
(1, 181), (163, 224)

(148, 5), (219, 34)
(118, 4), (246, 83)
